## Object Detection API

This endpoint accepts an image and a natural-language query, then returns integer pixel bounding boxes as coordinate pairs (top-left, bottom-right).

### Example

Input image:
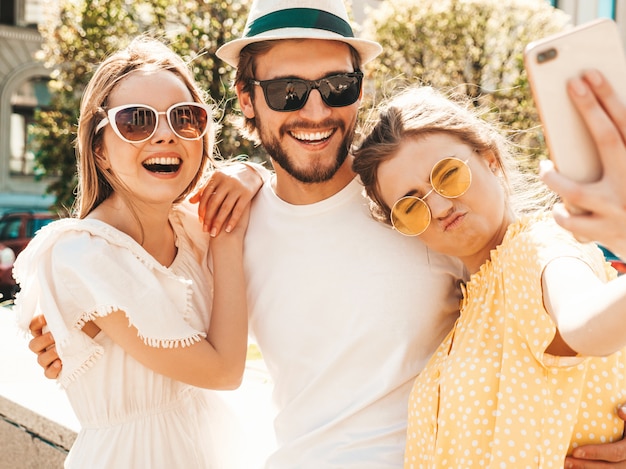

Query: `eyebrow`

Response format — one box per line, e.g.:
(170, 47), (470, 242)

(402, 188), (419, 198)
(263, 70), (355, 81)
(398, 154), (461, 199)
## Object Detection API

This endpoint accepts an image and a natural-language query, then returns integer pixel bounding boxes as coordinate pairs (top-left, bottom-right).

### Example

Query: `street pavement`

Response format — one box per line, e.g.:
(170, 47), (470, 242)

(0, 304), (277, 468)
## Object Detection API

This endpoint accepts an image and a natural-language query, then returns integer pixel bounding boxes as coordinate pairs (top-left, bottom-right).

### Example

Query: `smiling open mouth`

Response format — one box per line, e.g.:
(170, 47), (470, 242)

(290, 129), (334, 144)
(142, 157), (181, 173)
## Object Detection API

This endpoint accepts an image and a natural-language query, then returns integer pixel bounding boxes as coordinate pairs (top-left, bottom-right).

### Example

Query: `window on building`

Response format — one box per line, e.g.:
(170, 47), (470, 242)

(598, 0), (616, 19)
(0, 1), (16, 25)
(21, 0), (45, 26)
(0, 0), (47, 27)
(10, 77), (52, 176)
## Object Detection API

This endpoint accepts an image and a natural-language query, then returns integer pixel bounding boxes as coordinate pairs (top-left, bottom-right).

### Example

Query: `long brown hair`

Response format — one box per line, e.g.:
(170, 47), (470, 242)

(75, 36), (215, 218)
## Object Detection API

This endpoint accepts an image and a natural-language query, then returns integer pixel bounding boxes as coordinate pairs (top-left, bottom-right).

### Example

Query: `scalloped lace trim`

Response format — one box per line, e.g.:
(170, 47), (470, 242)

(58, 345), (104, 388)
(72, 304), (206, 347)
(57, 303), (205, 387)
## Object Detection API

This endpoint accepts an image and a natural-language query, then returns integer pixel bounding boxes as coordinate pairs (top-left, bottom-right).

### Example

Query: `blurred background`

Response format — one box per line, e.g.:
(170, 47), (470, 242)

(2, 0), (625, 301)
(2, 0), (622, 216)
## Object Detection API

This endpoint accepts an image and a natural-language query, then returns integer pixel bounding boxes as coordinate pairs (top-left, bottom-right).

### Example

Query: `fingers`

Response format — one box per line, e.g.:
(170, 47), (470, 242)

(582, 70), (626, 150)
(188, 191), (201, 204)
(44, 359), (62, 380)
(205, 192), (241, 236)
(29, 314), (47, 337)
(543, 71), (626, 258)
(565, 455), (625, 468)
(217, 197), (248, 234)
(193, 168), (257, 236)
(568, 71), (626, 172)
(566, 438), (626, 468)
(28, 331), (55, 354)
(192, 175), (220, 232)
(564, 407), (626, 468)
(540, 160), (585, 205)
(38, 347), (62, 379)
(540, 161), (601, 218)
(29, 332), (62, 379)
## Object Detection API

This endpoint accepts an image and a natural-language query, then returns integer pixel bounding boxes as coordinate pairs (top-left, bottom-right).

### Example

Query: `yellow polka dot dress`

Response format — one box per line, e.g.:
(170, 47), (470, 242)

(405, 214), (626, 468)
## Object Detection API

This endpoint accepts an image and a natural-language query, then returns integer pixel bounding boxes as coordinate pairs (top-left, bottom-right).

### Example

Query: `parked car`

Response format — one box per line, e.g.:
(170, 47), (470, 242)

(598, 245), (626, 276)
(0, 211), (57, 301)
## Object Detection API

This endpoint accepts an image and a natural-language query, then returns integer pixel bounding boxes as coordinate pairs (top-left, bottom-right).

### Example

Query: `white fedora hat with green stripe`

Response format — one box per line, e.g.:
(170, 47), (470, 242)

(216, 0), (383, 68)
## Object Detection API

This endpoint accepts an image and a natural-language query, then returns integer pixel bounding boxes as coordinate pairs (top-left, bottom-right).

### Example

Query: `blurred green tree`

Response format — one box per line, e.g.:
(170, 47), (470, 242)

(32, 0), (254, 214)
(360, 0), (571, 171)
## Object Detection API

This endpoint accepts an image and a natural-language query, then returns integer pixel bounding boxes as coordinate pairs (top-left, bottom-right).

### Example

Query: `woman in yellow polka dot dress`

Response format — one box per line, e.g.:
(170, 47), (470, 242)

(352, 85), (626, 468)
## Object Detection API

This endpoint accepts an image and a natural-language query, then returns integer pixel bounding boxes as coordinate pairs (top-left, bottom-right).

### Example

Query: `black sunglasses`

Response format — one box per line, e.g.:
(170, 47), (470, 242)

(250, 72), (364, 112)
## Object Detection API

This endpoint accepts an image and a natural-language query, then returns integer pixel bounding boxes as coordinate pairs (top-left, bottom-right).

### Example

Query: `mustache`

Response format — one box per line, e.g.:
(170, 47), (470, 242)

(280, 119), (345, 136)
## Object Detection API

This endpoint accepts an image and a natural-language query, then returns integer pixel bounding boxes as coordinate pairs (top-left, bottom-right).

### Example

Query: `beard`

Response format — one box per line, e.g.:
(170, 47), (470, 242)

(257, 118), (355, 184)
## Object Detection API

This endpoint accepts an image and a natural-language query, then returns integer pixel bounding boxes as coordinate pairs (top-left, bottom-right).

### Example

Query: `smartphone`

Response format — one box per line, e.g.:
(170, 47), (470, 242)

(524, 18), (626, 183)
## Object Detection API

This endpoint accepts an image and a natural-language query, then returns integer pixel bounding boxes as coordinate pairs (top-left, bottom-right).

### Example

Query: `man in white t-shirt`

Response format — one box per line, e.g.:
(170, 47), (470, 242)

(214, 1), (462, 467)
(29, 1), (626, 467)
(213, 1), (626, 468)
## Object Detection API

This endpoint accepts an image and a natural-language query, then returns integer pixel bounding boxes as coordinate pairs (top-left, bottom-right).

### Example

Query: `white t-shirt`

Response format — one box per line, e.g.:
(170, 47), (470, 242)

(245, 176), (464, 469)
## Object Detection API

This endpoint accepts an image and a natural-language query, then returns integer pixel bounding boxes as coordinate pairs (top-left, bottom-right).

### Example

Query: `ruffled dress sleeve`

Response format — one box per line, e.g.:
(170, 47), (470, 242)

(13, 218), (207, 388)
(498, 213), (616, 365)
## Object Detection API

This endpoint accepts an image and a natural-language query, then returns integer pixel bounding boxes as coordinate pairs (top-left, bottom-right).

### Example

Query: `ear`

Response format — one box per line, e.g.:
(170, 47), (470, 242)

(94, 144), (111, 170)
(481, 149), (499, 172)
(236, 81), (256, 119)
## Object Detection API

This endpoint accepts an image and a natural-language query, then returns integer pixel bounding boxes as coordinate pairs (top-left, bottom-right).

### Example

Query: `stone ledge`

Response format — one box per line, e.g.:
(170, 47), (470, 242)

(0, 306), (79, 468)
(0, 395), (74, 469)
(0, 394), (76, 452)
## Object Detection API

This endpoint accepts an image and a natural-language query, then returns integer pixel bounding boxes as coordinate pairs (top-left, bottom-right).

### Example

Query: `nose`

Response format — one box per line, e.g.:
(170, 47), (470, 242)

(426, 192), (455, 220)
(152, 112), (175, 143)
(298, 89), (332, 121)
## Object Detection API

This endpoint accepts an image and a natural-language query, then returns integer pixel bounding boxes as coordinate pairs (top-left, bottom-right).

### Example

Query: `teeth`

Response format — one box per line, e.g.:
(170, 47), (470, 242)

(143, 157), (181, 166)
(291, 130), (333, 141)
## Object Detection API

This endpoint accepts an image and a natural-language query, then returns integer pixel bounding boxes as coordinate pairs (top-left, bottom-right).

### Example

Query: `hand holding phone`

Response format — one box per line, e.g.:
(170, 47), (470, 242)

(524, 18), (626, 185)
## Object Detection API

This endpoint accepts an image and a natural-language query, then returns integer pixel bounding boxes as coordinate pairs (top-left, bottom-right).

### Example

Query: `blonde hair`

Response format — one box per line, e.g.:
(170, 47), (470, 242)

(352, 86), (555, 225)
(75, 36), (216, 218)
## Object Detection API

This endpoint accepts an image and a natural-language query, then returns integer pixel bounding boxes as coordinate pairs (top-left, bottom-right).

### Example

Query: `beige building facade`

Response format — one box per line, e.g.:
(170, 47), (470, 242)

(0, 0), (55, 210)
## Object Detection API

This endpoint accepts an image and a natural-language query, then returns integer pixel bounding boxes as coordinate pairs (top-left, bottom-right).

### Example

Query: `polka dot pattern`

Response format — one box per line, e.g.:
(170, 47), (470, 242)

(404, 215), (626, 468)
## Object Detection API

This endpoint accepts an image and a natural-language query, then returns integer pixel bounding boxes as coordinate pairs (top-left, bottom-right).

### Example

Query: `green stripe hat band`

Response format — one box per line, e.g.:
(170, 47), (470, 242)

(245, 8), (355, 38)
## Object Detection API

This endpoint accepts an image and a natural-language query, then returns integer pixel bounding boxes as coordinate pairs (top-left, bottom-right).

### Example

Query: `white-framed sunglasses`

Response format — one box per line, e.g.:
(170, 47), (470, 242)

(390, 156), (472, 236)
(95, 102), (211, 143)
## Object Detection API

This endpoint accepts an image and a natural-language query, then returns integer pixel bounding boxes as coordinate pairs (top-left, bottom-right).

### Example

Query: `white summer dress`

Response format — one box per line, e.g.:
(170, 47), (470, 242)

(13, 203), (240, 468)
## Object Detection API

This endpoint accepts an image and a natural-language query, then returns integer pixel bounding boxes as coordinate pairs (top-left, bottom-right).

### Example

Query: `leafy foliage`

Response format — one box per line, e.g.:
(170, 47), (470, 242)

(360, 0), (571, 171)
(35, 0), (573, 210)
(33, 0), (254, 213)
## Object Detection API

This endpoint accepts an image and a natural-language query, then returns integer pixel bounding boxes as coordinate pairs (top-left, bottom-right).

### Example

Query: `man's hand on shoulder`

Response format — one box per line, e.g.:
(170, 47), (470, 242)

(29, 314), (61, 379)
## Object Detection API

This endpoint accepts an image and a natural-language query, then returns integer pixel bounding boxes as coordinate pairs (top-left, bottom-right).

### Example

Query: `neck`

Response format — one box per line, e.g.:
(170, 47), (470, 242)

(462, 209), (516, 275)
(88, 195), (177, 265)
(272, 156), (356, 205)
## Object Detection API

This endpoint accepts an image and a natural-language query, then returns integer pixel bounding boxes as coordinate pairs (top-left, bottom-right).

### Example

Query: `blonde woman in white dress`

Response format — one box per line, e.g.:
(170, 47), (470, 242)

(13, 37), (259, 468)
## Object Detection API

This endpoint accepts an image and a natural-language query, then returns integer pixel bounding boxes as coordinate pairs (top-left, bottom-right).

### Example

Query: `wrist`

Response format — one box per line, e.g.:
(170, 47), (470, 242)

(240, 161), (270, 185)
